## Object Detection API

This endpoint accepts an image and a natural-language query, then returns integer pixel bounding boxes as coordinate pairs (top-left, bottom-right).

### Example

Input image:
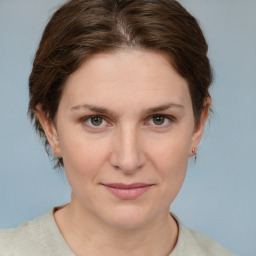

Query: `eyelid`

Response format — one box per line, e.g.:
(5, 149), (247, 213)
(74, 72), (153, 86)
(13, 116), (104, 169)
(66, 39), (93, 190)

(150, 114), (175, 120)
(82, 114), (104, 121)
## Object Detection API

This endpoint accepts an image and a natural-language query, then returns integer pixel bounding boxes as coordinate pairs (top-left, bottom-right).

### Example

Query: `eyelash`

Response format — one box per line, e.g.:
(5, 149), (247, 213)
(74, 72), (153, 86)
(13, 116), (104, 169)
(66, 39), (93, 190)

(81, 114), (175, 129)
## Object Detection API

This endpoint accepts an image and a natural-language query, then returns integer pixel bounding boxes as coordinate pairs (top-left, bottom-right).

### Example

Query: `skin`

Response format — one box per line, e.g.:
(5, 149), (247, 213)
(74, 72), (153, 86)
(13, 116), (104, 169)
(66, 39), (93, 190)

(37, 49), (210, 256)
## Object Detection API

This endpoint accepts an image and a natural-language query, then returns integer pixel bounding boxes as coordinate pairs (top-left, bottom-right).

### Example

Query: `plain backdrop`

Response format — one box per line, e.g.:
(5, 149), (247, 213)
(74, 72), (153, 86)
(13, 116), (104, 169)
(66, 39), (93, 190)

(0, 1), (255, 255)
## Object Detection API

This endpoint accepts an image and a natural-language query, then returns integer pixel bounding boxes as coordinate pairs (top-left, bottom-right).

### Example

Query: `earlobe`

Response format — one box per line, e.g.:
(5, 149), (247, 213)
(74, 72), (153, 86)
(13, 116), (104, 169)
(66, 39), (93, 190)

(189, 97), (211, 157)
(36, 104), (62, 158)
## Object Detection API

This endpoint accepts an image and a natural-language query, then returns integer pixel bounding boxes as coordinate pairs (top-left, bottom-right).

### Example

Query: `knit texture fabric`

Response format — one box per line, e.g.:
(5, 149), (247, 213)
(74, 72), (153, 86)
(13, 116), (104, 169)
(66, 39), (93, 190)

(0, 208), (236, 256)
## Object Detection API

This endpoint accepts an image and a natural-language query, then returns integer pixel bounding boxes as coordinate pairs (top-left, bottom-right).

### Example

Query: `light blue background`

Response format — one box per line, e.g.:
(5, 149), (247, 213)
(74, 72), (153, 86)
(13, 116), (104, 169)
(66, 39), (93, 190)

(0, 1), (255, 255)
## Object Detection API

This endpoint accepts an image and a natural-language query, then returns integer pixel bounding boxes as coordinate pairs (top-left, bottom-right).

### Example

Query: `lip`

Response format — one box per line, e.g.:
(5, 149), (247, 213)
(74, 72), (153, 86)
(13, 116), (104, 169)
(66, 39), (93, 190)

(102, 183), (154, 200)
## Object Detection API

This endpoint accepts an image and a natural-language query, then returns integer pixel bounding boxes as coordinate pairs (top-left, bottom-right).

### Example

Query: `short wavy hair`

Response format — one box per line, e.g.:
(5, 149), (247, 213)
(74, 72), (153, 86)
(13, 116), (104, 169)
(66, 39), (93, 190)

(28, 0), (212, 168)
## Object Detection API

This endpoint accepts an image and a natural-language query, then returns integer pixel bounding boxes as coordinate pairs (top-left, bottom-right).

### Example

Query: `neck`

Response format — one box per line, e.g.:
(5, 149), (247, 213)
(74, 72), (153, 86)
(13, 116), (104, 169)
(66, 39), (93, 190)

(54, 197), (178, 256)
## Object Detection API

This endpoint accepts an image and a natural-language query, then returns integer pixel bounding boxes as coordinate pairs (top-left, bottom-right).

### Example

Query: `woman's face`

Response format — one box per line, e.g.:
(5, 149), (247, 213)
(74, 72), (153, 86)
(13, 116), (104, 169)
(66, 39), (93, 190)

(40, 49), (207, 229)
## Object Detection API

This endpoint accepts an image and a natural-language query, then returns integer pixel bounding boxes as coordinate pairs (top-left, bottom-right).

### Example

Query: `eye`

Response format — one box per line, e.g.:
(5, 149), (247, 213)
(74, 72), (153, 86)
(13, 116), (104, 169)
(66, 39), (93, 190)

(90, 116), (103, 126)
(152, 116), (166, 125)
(148, 115), (173, 126)
(83, 115), (107, 127)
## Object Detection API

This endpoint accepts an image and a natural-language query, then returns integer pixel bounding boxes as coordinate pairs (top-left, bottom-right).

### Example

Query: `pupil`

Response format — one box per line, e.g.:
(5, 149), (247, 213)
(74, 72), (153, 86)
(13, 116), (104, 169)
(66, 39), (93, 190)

(154, 116), (164, 125)
(92, 116), (102, 126)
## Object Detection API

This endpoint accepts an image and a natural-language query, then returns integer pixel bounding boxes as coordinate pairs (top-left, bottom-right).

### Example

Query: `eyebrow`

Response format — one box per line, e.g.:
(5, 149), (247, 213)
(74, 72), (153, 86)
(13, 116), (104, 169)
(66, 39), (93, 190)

(70, 103), (184, 115)
(71, 104), (115, 115)
(144, 103), (184, 115)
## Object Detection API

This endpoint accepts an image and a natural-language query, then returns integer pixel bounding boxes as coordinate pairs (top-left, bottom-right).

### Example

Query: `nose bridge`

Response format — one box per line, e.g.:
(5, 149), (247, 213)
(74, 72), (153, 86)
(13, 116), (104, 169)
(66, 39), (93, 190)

(110, 124), (145, 173)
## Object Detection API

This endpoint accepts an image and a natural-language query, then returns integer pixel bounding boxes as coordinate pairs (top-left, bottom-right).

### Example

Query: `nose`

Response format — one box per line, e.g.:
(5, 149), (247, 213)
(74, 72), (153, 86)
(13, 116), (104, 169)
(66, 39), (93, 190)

(109, 125), (146, 174)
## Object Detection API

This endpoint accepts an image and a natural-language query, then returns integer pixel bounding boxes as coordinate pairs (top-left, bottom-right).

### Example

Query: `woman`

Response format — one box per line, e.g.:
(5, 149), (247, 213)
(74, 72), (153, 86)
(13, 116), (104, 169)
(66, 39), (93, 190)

(0, 0), (235, 255)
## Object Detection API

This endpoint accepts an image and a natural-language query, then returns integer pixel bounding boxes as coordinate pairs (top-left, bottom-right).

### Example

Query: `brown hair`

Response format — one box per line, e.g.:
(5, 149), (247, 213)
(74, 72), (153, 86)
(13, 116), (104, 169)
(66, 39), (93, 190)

(28, 0), (212, 168)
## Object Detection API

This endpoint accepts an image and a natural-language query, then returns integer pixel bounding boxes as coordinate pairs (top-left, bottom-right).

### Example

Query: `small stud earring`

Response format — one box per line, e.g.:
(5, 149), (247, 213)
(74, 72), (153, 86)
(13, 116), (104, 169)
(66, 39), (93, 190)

(192, 148), (196, 153)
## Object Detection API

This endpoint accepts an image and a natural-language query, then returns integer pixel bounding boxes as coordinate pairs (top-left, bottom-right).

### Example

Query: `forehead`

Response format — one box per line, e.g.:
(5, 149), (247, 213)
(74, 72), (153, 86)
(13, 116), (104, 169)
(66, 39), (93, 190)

(60, 49), (191, 111)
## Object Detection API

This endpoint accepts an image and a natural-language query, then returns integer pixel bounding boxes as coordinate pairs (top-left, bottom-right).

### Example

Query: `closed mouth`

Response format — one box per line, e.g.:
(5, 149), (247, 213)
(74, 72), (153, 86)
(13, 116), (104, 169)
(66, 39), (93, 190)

(101, 183), (154, 199)
(103, 183), (153, 189)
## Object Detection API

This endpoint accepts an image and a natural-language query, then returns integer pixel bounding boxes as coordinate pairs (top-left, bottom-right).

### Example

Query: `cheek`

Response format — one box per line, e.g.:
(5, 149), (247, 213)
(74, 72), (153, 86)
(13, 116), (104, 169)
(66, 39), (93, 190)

(59, 131), (110, 184)
(147, 132), (191, 197)
(157, 145), (188, 186)
(149, 130), (191, 170)
(156, 148), (188, 206)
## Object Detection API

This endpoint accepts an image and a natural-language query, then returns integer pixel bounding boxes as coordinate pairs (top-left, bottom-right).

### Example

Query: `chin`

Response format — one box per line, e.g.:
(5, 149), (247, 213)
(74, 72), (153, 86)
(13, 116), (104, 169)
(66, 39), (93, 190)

(100, 205), (156, 230)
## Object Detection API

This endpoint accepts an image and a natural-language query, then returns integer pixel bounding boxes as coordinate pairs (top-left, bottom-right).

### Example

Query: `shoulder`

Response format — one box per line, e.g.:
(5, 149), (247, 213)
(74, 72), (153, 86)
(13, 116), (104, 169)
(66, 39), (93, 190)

(184, 227), (236, 255)
(170, 214), (237, 256)
(0, 210), (56, 255)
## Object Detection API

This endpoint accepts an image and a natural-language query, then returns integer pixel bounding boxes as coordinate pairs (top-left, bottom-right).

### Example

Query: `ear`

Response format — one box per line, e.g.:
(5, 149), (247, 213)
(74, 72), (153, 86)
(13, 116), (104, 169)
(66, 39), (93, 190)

(189, 97), (211, 157)
(36, 104), (62, 158)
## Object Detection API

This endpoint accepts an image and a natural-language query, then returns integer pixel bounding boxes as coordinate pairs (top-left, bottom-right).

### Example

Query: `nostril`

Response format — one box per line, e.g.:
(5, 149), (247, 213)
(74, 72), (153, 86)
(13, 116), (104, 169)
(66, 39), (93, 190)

(111, 158), (145, 174)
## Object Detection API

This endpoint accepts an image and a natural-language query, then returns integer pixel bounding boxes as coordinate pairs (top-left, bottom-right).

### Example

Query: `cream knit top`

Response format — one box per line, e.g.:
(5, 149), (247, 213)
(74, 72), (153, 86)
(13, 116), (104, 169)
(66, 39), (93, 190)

(0, 208), (236, 255)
